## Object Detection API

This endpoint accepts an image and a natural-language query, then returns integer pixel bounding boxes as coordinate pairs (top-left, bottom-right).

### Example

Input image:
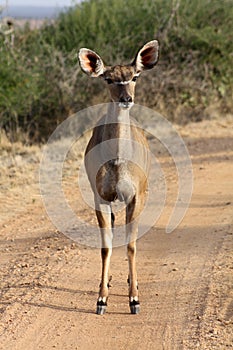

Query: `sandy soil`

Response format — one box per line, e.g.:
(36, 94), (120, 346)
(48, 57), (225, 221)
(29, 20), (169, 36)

(0, 117), (232, 350)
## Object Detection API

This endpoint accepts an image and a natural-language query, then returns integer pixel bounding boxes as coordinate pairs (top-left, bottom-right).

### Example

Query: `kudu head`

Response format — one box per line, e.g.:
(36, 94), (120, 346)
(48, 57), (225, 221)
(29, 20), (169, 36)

(78, 40), (159, 109)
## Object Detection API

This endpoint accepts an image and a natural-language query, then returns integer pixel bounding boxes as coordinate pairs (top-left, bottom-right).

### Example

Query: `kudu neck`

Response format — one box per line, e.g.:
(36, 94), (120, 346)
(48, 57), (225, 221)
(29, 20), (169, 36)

(106, 102), (131, 124)
(101, 102), (133, 162)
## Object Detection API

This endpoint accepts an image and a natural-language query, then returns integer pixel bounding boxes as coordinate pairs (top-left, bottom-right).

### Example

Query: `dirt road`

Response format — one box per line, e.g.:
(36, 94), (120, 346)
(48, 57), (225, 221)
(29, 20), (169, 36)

(0, 118), (232, 349)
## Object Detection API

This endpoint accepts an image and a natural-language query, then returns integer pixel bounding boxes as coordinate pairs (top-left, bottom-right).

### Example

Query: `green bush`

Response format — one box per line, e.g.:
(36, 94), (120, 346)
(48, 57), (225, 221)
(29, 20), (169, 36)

(0, 0), (232, 141)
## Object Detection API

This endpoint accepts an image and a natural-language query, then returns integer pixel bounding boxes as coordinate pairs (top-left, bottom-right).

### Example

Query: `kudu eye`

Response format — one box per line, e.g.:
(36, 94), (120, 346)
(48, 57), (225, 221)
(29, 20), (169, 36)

(105, 78), (113, 84)
(132, 76), (139, 82)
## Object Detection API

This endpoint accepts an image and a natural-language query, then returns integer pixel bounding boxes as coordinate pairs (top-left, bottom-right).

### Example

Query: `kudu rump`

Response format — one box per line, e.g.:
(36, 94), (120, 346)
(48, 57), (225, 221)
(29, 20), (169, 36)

(78, 40), (159, 314)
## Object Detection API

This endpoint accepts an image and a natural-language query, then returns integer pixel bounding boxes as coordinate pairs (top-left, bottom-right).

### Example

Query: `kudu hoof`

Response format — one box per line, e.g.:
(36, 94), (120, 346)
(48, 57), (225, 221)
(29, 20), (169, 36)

(129, 300), (140, 314)
(96, 300), (107, 315)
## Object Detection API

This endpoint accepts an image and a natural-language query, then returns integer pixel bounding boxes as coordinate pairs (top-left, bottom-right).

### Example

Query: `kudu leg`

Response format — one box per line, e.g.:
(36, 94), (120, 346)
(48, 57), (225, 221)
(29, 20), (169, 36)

(126, 196), (141, 314)
(95, 202), (113, 315)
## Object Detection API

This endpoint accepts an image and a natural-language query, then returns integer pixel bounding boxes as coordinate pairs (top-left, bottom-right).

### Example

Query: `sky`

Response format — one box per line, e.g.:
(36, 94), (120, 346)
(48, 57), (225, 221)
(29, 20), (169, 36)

(1, 0), (74, 6)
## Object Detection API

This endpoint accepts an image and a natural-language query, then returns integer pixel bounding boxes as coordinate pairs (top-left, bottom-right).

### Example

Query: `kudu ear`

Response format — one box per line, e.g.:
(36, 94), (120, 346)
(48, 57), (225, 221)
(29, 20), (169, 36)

(133, 40), (159, 72)
(78, 48), (105, 77)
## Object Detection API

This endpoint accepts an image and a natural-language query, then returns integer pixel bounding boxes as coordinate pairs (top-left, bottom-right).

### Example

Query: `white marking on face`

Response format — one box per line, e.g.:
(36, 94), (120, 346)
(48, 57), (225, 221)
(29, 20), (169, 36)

(115, 80), (132, 85)
(114, 73), (140, 85)
(118, 102), (134, 109)
(105, 74), (140, 85)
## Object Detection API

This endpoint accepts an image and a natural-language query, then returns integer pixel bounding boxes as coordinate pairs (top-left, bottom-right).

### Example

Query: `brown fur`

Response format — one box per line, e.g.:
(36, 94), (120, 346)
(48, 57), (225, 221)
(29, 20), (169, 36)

(79, 40), (159, 313)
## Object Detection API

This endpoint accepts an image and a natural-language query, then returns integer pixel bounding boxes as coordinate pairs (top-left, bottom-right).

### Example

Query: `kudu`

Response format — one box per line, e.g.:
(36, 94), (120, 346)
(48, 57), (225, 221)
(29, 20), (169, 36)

(78, 40), (159, 314)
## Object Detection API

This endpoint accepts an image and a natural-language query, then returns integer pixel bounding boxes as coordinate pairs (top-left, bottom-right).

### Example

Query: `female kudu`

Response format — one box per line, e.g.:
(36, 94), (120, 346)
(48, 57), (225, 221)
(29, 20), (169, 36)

(78, 40), (159, 314)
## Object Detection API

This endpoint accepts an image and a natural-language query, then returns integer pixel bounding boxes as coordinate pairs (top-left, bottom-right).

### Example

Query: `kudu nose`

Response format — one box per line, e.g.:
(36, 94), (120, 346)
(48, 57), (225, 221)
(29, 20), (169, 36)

(119, 95), (132, 103)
